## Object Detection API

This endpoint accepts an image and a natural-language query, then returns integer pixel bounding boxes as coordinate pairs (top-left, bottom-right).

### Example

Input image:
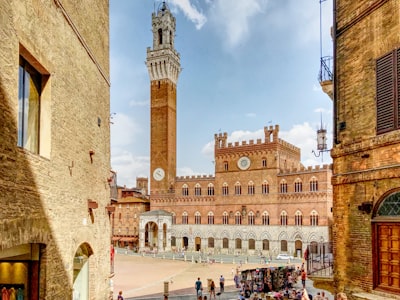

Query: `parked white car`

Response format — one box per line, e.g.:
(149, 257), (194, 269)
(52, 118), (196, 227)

(276, 253), (294, 260)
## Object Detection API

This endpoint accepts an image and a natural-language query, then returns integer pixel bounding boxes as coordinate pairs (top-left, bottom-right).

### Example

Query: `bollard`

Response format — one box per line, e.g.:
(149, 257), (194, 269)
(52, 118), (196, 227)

(164, 281), (169, 297)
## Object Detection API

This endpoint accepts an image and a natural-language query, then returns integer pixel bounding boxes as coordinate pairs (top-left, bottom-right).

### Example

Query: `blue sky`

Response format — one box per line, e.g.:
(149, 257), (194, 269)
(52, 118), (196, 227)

(110, 0), (333, 188)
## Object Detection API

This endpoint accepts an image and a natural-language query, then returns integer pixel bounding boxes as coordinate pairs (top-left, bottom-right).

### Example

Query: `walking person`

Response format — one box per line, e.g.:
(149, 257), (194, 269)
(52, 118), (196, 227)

(301, 269), (307, 289)
(195, 277), (203, 297)
(210, 280), (216, 300)
(117, 291), (124, 300)
(219, 275), (225, 293)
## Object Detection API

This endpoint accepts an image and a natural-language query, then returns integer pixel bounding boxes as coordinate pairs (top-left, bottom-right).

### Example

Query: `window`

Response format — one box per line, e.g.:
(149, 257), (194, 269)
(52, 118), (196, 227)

(182, 212), (188, 224)
(376, 49), (400, 134)
(207, 183), (215, 196)
(222, 183), (229, 196)
(208, 212), (214, 224)
(194, 211), (201, 224)
(281, 240), (288, 252)
(222, 212), (229, 225)
(280, 181), (288, 193)
(235, 182), (242, 195)
(18, 56), (43, 153)
(208, 237), (214, 248)
(248, 181), (255, 195)
(262, 181), (269, 194)
(294, 179), (302, 193)
(248, 211), (255, 225)
(310, 210), (318, 226)
(235, 212), (242, 225)
(194, 184), (201, 196)
(310, 178), (318, 192)
(182, 184), (189, 196)
(262, 158), (267, 168)
(158, 28), (163, 44)
(295, 210), (303, 226)
(262, 212), (270, 225)
(235, 238), (242, 249)
(171, 237), (176, 247)
(224, 161), (228, 171)
(280, 211), (288, 226)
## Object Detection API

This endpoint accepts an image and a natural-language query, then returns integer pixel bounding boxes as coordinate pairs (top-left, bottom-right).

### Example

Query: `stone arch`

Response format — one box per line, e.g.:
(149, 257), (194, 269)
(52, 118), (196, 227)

(73, 242), (94, 300)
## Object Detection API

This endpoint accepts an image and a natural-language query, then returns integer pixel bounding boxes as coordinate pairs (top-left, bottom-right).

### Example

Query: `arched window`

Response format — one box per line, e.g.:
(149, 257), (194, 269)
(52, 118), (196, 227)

(222, 211), (229, 225)
(195, 211), (201, 224)
(262, 158), (267, 168)
(224, 161), (228, 171)
(310, 177), (318, 192)
(262, 181), (269, 194)
(182, 212), (188, 224)
(280, 211), (288, 226)
(158, 28), (163, 44)
(235, 182), (242, 195)
(182, 184), (189, 196)
(248, 211), (255, 225)
(310, 210), (319, 226)
(235, 211), (242, 225)
(280, 180), (288, 193)
(295, 210), (303, 226)
(171, 236), (176, 246)
(294, 178), (302, 193)
(208, 211), (214, 224)
(235, 238), (242, 249)
(262, 211), (270, 225)
(222, 183), (229, 196)
(248, 181), (255, 195)
(194, 183), (201, 196)
(207, 183), (215, 196)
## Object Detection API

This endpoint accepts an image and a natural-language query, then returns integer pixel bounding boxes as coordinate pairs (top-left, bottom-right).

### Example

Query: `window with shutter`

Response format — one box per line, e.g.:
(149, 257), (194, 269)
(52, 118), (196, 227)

(376, 50), (398, 134)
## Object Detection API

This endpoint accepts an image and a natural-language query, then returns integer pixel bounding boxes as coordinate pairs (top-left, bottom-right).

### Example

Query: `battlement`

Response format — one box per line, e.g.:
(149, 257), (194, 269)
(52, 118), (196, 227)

(279, 164), (332, 174)
(176, 174), (215, 181)
(277, 138), (300, 152)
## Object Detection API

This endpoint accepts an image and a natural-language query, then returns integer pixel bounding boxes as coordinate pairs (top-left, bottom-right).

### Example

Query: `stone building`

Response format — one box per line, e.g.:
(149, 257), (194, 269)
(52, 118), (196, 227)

(0, 1), (113, 299)
(329, 0), (400, 299)
(139, 2), (333, 259)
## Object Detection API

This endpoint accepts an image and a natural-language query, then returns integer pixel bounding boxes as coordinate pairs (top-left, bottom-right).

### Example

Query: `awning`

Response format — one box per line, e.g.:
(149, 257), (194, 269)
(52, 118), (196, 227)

(119, 237), (138, 242)
(111, 237), (120, 241)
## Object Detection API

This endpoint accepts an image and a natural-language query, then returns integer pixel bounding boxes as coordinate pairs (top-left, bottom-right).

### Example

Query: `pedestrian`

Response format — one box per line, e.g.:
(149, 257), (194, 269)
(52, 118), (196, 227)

(301, 289), (310, 300)
(301, 269), (307, 288)
(164, 296), (168, 300)
(117, 291), (124, 300)
(321, 291), (328, 300)
(210, 280), (216, 299)
(195, 277), (203, 296)
(219, 275), (225, 292)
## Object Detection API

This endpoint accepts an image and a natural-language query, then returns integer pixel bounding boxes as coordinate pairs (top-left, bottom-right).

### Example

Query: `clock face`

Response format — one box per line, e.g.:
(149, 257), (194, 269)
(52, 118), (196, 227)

(237, 156), (251, 170)
(153, 167), (165, 181)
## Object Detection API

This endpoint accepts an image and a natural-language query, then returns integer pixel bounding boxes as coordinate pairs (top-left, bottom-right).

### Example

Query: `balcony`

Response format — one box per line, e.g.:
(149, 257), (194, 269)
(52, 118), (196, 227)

(319, 56), (333, 100)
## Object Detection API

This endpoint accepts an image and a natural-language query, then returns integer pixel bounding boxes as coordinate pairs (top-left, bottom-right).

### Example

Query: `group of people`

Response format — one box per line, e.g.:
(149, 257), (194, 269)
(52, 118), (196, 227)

(195, 275), (225, 300)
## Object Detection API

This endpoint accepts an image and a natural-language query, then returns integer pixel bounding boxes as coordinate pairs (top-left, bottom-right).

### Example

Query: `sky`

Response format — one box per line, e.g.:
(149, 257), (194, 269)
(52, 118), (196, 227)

(110, 0), (334, 188)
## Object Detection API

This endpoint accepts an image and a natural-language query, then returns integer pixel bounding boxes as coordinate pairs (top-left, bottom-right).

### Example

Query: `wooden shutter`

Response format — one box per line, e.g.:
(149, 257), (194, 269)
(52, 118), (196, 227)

(376, 51), (395, 134)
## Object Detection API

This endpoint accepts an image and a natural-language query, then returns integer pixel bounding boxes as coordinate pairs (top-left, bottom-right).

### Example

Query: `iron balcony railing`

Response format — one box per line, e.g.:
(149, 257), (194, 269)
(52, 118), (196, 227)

(306, 241), (333, 278)
(318, 56), (333, 83)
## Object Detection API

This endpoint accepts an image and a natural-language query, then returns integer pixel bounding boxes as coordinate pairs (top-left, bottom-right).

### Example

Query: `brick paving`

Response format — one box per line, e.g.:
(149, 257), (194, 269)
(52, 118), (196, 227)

(112, 252), (334, 300)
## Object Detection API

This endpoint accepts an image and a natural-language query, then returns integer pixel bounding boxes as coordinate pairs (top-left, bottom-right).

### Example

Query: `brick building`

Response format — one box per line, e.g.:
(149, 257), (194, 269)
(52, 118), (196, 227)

(330, 0), (400, 298)
(139, 2), (333, 259)
(0, 1), (113, 299)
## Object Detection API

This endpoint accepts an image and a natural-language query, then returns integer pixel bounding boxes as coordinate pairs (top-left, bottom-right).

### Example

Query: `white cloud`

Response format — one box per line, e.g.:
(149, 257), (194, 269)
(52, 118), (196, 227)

(110, 113), (141, 147)
(171, 0), (207, 29)
(111, 152), (149, 188)
(209, 0), (268, 48)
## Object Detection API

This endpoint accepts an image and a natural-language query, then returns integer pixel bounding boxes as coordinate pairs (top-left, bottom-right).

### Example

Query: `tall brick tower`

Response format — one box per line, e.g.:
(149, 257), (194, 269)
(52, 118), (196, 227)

(146, 2), (180, 195)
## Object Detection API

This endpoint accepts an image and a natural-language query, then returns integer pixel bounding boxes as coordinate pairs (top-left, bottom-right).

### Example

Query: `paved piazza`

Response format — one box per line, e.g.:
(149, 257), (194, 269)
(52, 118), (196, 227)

(112, 252), (334, 300)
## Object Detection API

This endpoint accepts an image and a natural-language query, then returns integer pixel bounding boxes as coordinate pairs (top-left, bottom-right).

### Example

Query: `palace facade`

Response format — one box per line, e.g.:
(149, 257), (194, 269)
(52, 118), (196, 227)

(138, 2), (333, 259)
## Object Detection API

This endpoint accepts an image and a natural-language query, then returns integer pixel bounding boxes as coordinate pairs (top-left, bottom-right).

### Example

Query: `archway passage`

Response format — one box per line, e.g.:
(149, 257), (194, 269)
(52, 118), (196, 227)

(373, 191), (400, 293)
(182, 237), (188, 250)
(73, 243), (93, 300)
(195, 237), (201, 251)
(145, 221), (159, 249)
(295, 240), (302, 258)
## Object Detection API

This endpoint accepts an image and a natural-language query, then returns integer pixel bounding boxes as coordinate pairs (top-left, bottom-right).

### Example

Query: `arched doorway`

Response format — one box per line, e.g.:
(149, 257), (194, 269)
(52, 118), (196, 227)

(145, 221), (158, 249)
(373, 191), (400, 293)
(182, 237), (188, 250)
(73, 243), (93, 300)
(295, 239), (302, 258)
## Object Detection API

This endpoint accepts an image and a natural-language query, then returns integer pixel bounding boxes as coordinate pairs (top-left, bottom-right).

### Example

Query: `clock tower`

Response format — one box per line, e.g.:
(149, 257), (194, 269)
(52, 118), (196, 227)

(146, 2), (181, 195)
